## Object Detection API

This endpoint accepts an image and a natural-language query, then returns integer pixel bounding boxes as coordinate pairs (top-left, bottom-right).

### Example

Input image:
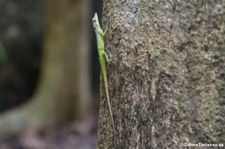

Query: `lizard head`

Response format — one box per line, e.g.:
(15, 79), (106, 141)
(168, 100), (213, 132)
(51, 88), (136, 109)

(92, 13), (100, 33)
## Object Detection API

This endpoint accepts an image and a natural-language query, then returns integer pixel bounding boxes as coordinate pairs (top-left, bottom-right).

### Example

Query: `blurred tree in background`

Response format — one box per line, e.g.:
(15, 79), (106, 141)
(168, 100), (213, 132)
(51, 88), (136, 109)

(0, 0), (91, 138)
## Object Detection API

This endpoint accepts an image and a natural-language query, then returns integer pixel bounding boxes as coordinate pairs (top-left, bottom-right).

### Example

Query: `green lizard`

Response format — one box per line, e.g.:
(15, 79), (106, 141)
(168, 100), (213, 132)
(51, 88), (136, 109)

(92, 13), (115, 140)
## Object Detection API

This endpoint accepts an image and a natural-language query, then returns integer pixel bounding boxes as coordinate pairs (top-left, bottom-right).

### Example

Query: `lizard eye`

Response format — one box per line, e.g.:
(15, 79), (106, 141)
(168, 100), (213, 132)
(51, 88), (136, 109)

(92, 18), (96, 23)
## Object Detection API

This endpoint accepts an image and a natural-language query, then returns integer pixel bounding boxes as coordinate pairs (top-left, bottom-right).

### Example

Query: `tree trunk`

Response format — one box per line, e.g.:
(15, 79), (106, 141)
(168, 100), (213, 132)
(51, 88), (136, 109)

(0, 0), (91, 138)
(97, 0), (225, 148)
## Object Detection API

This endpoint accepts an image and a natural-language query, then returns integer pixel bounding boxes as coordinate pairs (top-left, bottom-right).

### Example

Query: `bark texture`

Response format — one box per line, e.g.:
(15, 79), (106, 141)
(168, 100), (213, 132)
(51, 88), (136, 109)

(97, 0), (225, 148)
(0, 0), (90, 138)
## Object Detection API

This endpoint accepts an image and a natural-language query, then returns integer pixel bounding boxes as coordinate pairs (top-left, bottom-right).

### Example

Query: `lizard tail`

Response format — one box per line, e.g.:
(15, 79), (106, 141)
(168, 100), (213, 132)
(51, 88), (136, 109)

(100, 57), (115, 143)
(103, 71), (116, 143)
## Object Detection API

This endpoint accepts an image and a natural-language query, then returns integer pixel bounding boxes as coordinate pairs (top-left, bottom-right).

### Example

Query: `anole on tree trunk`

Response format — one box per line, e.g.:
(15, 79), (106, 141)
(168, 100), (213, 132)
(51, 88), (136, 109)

(92, 13), (115, 141)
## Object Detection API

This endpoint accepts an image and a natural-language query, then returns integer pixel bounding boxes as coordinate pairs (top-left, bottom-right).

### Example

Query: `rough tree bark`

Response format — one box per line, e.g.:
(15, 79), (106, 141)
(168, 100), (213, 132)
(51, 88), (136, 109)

(0, 0), (90, 137)
(97, 0), (225, 148)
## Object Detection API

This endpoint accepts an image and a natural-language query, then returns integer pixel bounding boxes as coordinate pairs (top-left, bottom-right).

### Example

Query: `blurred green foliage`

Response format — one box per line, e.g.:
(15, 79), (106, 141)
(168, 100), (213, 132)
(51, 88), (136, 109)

(0, 42), (7, 62)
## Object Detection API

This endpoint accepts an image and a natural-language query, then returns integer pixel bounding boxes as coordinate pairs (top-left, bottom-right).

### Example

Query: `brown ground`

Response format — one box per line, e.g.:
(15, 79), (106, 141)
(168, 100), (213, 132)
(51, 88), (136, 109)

(0, 115), (98, 149)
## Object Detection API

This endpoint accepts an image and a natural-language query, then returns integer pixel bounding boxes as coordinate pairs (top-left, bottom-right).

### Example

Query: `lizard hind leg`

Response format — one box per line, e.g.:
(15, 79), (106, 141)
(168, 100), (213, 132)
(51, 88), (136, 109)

(103, 52), (110, 64)
(103, 25), (108, 35)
